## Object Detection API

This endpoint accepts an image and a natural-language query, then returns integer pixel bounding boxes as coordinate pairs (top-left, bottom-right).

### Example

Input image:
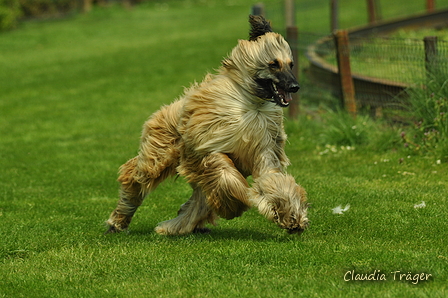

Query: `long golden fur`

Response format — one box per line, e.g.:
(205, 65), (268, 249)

(106, 15), (309, 235)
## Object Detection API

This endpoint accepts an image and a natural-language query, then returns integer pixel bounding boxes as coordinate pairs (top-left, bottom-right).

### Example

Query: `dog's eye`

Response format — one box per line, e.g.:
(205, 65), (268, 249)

(269, 60), (280, 70)
(289, 62), (294, 69)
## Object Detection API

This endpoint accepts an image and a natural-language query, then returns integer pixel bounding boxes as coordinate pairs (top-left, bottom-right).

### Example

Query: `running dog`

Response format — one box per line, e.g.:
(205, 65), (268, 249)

(106, 15), (309, 235)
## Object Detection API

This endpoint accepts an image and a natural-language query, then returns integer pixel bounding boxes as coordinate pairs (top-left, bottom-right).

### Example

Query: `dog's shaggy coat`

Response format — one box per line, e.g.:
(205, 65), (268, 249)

(106, 15), (309, 235)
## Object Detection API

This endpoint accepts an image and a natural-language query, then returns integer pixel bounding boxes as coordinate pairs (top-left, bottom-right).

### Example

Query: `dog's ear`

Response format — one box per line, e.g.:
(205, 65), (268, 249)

(249, 15), (272, 41)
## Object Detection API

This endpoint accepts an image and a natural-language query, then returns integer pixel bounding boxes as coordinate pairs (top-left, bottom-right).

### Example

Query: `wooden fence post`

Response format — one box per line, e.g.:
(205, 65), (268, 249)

(287, 26), (299, 118)
(82, 0), (92, 13)
(285, 0), (299, 118)
(334, 30), (357, 117)
(366, 0), (381, 24)
(285, 0), (295, 27)
(330, 0), (339, 32)
(424, 36), (438, 77)
(426, 0), (435, 12)
(251, 3), (265, 16)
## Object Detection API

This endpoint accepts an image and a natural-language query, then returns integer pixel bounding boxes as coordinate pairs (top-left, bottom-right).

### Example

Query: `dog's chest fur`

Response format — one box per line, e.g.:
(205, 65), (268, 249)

(178, 75), (287, 176)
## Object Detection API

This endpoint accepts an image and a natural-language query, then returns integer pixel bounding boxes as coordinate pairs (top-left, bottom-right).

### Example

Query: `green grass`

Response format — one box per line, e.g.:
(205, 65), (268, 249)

(1, 1), (448, 297)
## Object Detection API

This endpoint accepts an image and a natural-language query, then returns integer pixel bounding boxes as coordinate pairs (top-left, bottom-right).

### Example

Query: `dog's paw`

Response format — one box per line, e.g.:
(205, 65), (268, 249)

(154, 225), (169, 235)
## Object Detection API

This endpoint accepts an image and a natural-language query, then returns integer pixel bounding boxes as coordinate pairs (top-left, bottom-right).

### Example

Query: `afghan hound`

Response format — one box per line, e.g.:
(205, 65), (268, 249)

(105, 15), (309, 236)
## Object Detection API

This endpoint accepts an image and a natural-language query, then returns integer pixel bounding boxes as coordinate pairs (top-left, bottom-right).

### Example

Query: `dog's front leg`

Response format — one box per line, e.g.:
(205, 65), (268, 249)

(249, 156), (309, 234)
(179, 153), (251, 220)
(202, 153), (253, 219)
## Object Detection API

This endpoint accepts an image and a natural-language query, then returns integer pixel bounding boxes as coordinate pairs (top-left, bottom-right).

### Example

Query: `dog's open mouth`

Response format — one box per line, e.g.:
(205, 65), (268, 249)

(254, 78), (299, 108)
(271, 82), (293, 107)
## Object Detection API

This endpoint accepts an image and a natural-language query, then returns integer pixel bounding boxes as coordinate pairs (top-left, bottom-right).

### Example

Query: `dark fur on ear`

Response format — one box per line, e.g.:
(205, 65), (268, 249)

(249, 15), (273, 41)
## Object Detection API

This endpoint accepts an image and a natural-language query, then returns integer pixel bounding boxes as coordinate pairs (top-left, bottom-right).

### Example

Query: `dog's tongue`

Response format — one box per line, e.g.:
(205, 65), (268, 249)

(279, 89), (293, 103)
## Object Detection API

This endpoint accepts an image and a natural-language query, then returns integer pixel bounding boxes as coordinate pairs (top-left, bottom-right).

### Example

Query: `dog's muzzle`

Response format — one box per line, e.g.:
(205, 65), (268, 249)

(271, 81), (300, 107)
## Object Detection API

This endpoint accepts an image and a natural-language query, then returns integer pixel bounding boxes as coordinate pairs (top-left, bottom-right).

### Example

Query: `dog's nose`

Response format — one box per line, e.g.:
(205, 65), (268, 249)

(287, 83), (300, 93)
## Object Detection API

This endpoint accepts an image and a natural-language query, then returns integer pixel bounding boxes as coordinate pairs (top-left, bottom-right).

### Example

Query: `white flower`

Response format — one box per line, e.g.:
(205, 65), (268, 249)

(332, 204), (350, 214)
(414, 201), (426, 209)
(401, 171), (415, 176)
(436, 160), (441, 165)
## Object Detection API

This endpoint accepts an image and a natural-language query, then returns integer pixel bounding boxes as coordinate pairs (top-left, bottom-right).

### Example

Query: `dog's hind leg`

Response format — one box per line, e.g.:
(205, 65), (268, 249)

(105, 157), (145, 233)
(154, 184), (217, 235)
(106, 101), (182, 233)
(105, 156), (178, 233)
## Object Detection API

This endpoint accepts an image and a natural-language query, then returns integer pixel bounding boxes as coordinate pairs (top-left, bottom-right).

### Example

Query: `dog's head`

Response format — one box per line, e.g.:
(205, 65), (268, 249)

(222, 15), (300, 107)
(250, 173), (309, 235)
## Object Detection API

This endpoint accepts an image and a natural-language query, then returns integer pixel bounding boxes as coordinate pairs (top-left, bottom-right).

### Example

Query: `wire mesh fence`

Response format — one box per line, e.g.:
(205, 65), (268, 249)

(262, 2), (448, 116)
(343, 36), (448, 84)
(304, 33), (448, 113)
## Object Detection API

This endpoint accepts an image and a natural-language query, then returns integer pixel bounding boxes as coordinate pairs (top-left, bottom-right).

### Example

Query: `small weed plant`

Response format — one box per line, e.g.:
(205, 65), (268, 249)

(316, 107), (400, 153)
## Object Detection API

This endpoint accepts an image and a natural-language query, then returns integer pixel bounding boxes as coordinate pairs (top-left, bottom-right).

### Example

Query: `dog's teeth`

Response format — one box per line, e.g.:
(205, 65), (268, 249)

(280, 97), (289, 106)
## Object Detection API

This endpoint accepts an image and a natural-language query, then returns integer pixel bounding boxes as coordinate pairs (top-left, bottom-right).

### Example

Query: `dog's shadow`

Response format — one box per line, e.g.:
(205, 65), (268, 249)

(126, 227), (298, 242)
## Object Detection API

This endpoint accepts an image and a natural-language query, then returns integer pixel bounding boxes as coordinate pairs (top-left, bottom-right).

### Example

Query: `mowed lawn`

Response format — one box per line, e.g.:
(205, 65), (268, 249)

(1, 1), (447, 297)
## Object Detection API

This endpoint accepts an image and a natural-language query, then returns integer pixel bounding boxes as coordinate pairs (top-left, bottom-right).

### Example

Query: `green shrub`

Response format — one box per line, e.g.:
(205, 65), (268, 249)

(18, 0), (79, 18)
(0, 0), (21, 30)
(401, 70), (448, 161)
(0, 0), (81, 31)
